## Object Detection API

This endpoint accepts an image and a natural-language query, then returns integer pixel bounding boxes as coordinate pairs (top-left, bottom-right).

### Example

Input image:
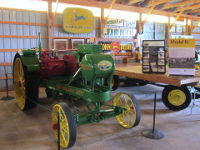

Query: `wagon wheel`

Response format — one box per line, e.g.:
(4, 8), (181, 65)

(112, 75), (119, 91)
(52, 103), (76, 149)
(13, 56), (39, 110)
(162, 85), (191, 111)
(113, 92), (141, 128)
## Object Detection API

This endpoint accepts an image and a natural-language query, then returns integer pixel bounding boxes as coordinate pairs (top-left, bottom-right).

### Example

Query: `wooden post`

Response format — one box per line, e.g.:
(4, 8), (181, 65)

(166, 16), (170, 44)
(48, 0), (53, 50)
(100, 8), (104, 38)
(139, 12), (143, 34)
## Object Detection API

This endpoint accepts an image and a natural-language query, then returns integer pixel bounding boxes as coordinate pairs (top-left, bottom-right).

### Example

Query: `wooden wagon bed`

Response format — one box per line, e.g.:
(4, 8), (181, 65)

(115, 64), (200, 87)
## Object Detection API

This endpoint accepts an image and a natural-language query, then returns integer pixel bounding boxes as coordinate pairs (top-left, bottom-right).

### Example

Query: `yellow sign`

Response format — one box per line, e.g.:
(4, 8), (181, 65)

(63, 8), (94, 33)
(169, 39), (195, 48)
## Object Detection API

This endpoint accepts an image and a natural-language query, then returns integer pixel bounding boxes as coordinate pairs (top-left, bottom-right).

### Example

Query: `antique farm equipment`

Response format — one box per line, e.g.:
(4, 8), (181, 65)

(13, 33), (141, 149)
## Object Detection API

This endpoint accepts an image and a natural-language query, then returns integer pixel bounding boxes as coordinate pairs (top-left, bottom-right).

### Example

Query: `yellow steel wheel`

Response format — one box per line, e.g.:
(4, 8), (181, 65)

(162, 86), (191, 111)
(13, 58), (26, 110)
(13, 55), (39, 110)
(52, 103), (76, 149)
(168, 90), (186, 106)
(113, 92), (141, 128)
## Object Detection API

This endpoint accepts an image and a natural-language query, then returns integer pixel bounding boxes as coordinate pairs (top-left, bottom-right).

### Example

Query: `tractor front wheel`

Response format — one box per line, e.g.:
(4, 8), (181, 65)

(52, 103), (76, 149)
(113, 92), (141, 128)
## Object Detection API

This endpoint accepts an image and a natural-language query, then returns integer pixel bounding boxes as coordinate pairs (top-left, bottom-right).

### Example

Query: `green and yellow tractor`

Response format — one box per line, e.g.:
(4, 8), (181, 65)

(13, 34), (141, 149)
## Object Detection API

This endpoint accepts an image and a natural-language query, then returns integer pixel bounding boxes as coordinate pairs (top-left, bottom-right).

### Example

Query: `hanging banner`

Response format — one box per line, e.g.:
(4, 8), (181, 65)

(169, 38), (195, 76)
(97, 41), (133, 56)
(63, 7), (94, 33)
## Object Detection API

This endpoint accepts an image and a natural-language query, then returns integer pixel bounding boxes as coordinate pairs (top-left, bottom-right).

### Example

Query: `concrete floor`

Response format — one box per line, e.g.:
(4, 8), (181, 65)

(1, 84), (200, 150)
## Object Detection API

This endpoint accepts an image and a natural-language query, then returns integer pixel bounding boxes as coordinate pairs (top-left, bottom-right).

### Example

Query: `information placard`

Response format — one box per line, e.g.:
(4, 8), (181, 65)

(169, 38), (195, 76)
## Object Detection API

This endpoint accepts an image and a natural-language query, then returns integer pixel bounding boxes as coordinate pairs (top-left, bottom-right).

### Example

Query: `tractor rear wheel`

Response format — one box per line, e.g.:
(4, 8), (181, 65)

(113, 92), (141, 128)
(52, 103), (76, 149)
(13, 56), (39, 110)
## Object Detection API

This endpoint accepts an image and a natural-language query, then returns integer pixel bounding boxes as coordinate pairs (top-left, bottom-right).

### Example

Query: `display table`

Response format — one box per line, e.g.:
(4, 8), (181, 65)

(115, 63), (200, 87)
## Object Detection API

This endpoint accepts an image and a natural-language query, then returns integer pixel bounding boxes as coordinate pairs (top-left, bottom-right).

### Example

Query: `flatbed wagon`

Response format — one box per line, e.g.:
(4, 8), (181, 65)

(114, 63), (200, 111)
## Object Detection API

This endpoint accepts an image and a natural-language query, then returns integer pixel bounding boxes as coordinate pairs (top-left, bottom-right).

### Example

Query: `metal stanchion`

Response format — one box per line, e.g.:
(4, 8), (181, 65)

(141, 92), (164, 139)
(1, 73), (14, 100)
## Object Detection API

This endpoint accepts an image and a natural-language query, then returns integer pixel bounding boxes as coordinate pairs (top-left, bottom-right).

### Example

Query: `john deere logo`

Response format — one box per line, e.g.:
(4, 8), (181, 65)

(98, 60), (112, 71)
(63, 7), (94, 33)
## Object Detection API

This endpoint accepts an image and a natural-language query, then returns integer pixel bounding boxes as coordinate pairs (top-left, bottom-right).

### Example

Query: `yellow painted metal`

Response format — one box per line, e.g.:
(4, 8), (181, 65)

(13, 58), (26, 110)
(52, 104), (70, 148)
(168, 89), (186, 106)
(113, 92), (137, 128)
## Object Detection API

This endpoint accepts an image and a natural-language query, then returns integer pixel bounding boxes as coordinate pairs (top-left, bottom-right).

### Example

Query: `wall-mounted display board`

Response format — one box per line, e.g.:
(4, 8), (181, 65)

(97, 39), (134, 56)
(169, 38), (195, 76)
(142, 40), (166, 74)
(104, 18), (136, 39)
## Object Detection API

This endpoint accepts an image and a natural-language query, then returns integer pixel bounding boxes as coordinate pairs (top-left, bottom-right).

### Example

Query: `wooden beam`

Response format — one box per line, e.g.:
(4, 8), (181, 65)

(0, 35), (48, 39)
(53, 36), (90, 39)
(40, 0), (200, 20)
(100, 8), (104, 38)
(105, 0), (116, 21)
(48, 0), (53, 50)
(142, 4), (156, 25)
(177, 4), (200, 12)
(0, 21), (47, 26)
(191, 20), (200, 31)
(162, 1), (200, 10)
(189, 8), (200, 14)
(129, 0), (144, 4)
(0, 62), (12, 66)
(169, 10), (184, 30)
(147, 0), (171, 7)
(0, 76), (13, 80)
(0, 49), (18, 52)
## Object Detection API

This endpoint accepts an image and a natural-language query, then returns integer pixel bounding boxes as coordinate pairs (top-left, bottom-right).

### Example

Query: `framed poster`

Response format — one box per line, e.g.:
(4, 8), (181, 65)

(142, 40), (166, 74)
(71, 39), (84, 49)
(54, 39), (69, 50)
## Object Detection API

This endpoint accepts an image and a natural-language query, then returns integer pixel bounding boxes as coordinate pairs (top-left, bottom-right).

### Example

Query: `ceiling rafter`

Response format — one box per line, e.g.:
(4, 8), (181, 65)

(161, 0), (200, 10)
(147, 0), (171, 7)
(189, 8), (200, 14)
(41, 0), (200, 20)
(177, 3), (200, 12)
(128, 0), (144, 4)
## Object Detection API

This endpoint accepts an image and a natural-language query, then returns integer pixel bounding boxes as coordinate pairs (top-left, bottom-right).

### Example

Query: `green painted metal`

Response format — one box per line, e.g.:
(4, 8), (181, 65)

(77, 44), (102, 54)
(38, 32), (42, 57)
(16, 50), (40, 72)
